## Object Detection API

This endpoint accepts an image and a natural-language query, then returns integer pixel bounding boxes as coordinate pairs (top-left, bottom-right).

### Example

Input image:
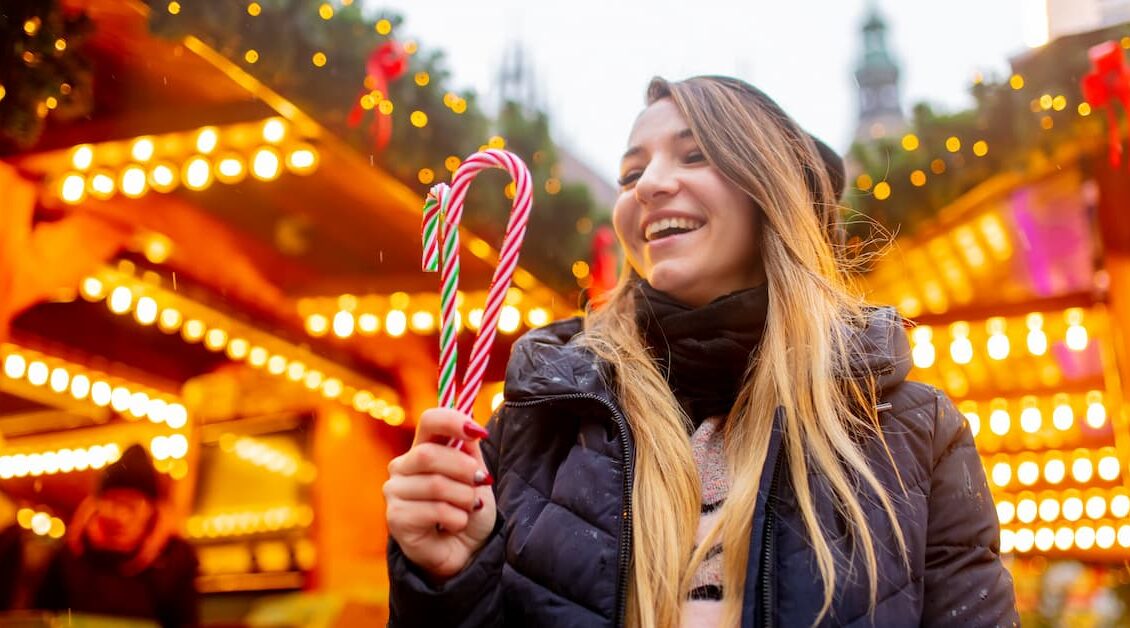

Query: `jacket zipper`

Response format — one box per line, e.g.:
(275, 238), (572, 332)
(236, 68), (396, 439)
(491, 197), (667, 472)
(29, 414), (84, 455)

(503, 393), (634, 627)
(758, 445), (786, 628)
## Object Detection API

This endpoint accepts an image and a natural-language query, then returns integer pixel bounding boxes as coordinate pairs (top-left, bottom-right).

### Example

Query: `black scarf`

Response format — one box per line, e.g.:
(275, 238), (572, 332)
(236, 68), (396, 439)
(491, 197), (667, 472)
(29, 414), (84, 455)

(633, 280), (769, 427)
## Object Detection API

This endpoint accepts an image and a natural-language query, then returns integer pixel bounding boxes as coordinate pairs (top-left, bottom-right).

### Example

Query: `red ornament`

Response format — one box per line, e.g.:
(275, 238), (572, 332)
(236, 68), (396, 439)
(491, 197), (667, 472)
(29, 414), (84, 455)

(1081, 41), (1130, 167)
(588, 225), (619, 304)
(348, 41), (409, 152)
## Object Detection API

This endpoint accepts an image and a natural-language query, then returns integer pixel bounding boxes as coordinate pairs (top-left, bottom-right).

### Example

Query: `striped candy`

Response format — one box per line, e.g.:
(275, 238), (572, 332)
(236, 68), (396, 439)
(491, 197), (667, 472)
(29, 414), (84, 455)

(420, 149), (533, 442)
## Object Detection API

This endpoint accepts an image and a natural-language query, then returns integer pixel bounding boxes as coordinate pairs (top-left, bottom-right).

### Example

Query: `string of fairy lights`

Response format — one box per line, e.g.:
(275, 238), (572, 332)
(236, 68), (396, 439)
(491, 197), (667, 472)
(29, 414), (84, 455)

(854, 53), (1128, 203)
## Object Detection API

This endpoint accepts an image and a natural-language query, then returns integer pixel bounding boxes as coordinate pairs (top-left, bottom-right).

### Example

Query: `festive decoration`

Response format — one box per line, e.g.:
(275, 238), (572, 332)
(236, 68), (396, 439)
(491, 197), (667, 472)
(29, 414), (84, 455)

(1080, 41), (1130, 166)
(588, 225), (619, 302)
(0, 0), (95, 149)
(422, 150), (533, 425)
(347, 40), (408, 152)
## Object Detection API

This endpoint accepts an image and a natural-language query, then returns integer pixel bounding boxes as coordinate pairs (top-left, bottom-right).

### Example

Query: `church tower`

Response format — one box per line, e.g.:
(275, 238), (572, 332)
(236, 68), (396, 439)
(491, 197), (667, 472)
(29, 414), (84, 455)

(853, 4), (905, 142)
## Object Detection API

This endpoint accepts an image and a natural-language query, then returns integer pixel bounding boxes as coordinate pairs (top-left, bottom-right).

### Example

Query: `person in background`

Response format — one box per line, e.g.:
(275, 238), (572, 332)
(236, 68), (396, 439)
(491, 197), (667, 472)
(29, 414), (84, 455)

(34, 444), (199, 628)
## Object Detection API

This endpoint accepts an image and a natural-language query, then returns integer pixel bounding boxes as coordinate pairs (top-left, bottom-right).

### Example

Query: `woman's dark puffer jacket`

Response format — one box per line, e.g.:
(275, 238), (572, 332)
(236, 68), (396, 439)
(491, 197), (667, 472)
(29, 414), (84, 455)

(388, 309), (1019, 627)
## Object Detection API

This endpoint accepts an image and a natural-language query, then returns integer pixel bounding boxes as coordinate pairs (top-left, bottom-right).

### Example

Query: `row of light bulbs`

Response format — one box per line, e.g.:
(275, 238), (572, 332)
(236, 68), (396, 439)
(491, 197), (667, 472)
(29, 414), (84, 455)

(185, 505), (314, 539)
(219, 433), (316, 483)
(56, 119), (318, 204)
(959, 390), (1108, 439)
(910, 309), (1091, 369)
(298, 288), (556, 341)
(1, 346), (188, 429)
(997, 488), (1130, 526)
(0, 443), (120, 479)
(80, 269), (406, 426)
(16, 508), (65, 539)
(0, 435), (189, 481)
(1000, 522), (1130, 554)
(985, 446), (1120, 489)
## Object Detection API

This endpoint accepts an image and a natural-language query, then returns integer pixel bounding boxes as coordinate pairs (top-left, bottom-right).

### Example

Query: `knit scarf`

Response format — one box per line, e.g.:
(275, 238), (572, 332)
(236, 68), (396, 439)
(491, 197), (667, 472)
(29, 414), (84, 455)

(633, 280), (769, 428)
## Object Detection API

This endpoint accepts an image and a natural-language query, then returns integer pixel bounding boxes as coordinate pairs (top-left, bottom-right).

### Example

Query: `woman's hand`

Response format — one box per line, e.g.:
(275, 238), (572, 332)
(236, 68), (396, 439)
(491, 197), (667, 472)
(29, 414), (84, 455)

(385, 408), (497, 580)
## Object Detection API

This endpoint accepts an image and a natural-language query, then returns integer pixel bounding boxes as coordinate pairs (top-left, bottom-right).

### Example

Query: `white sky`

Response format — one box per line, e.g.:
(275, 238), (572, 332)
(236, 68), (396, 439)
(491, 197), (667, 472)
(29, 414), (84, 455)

(367, 0), (1038, 185)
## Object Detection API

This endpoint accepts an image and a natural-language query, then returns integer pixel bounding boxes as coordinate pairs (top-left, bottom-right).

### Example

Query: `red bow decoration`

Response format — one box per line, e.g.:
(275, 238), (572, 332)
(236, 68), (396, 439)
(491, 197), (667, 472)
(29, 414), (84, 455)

(588, 225), (619, 304)
(1081, 41), (1130, 167)
(347, 41), (409, 153)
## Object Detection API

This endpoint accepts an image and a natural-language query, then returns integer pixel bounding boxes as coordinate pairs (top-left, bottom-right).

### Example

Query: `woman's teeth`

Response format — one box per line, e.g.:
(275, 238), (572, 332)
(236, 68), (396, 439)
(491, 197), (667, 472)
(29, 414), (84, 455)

(644, 217), (705, 242)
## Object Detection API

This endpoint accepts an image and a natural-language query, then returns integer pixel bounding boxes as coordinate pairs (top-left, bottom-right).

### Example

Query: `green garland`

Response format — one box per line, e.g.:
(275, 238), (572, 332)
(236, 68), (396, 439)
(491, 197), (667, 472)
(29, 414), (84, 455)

(0, 0), (94, 150)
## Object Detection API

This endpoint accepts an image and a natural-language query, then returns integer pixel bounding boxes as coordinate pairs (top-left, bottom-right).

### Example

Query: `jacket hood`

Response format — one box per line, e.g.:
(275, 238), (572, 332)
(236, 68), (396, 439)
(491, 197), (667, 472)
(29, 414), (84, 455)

(504, 306), (912, 402)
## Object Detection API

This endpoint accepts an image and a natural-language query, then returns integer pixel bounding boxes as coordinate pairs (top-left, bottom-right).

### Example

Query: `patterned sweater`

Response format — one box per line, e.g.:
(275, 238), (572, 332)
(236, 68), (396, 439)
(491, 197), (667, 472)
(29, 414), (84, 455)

(682, 416), (729, 628)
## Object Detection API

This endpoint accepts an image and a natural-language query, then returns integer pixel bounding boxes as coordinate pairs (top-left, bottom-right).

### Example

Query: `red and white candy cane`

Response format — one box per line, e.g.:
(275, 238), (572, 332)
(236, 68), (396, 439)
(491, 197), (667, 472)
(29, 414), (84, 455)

(421, 149), (533, 447)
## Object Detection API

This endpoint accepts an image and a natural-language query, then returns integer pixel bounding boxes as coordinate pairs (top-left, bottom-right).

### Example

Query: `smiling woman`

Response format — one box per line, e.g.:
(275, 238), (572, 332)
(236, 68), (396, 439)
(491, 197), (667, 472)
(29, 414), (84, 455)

(384, 76), (1019, 628)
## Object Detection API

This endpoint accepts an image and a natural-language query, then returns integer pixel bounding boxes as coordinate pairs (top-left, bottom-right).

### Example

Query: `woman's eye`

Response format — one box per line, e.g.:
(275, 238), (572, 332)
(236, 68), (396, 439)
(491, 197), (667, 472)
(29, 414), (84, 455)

(617, 172), (641, 187)
(684, 151), (705, 163)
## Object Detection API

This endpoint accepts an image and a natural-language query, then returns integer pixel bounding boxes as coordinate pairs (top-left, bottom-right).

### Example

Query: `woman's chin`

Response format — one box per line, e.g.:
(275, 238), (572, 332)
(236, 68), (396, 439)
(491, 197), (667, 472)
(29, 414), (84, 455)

(645, 269), (707, 307)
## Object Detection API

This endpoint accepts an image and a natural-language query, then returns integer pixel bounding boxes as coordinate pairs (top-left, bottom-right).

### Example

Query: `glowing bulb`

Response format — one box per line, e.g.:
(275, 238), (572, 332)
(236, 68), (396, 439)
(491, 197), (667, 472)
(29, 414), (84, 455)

(3, 354), (27, 379)
(991, 461), (1011, 487)
(89, 170), (116, 199)
(108, 286), (133, 314)
(964, 412), (980, 437)
(166, 403), (188, 429)
(158, 308), (182, 332)
(262, 118), (286, 144)
(70, 373), (91, 400)
(47, 367), (69, 393)
(110, 387), (131, 412)
(267, 355), (287, 375)
(204, 328), (228, 352)
(1017, 405), (1041, 435)
(409, 311), (434, 333)
(1038, 498), (1059, 522)
(135, 296), (158, 325)
(131, 137), (155, 162)
(72, 145), (94, 170)
(999, 530), (1015, 554)
(306, 313), (329, 337)
(1111, 494), (1130, 518)
(468, 308), (484, 330)
(184, 156), (213, 190)
(950, 337), (973, 365)
(226, 338), (250, 360)
(1072, 457), (1094, 483)
(1055, 527), (1074, 551)
(1017, 499), (1037, 523)
(1087, 402), (1107, 429)
(996, 501), (1015, 524)
(31, 513), (51, 536)
(215, 154), (246, 184)
(248, 346), (268, 367)
(1053, 402), (1074, 430)
(303, 370), (323, 389)
(358, 313), (379, 334)
(145, 398), (167, 423)
(1017, 461), (1039, 486)
(196, 127), (219, 154)
(322, 378), (343, 399)
(527, 308), (550, 328)
(1027, 329), (1047, 355)
(1075, 526), (1096, 550)
(252, 147), (282, 180)
(989, 409), (1010, 436)
(1013, 528), (1034, 552)
(1097, 525), (1116, 549)
(499, 305), (522, 334)
(911, 343), (936, 369)
(27, 361), (49, 386)
(1045, 458), (1066, 484)
(1099, 456), (1120, 481)
(182, 319), (206, 342)
(1086, 495), (1106, 519)
(286, 361), (305, 381)
(60, 173), (86, 203)
(149, 163), (178, 192)
(386, 310), (407, 337)
(333, 311), (355, 338)
(286, 144), (318, 174)
(91, 381), (112, 406)
(1034, 527), (1054, 552)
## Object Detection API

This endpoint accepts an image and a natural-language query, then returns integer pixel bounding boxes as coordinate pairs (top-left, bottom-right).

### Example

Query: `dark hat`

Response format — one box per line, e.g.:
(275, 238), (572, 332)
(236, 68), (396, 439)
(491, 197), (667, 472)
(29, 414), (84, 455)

(99, 444), (159, 500)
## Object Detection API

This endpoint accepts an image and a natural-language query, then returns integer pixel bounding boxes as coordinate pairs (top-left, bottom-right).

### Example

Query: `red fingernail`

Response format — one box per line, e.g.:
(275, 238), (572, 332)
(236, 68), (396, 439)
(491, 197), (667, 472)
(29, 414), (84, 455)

(473, 470), (494, 486)
(463, 421), (490, 440)
(473, 497), (484, 511)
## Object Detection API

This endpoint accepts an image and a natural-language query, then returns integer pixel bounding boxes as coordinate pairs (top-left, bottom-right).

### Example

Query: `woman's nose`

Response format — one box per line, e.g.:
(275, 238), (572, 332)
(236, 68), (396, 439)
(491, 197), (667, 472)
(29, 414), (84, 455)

(634, 159), (679, 205)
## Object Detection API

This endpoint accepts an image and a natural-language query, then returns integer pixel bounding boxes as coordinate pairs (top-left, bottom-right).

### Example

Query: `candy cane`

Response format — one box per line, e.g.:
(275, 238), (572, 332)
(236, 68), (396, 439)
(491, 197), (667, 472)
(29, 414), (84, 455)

(421, 149), (533, 445)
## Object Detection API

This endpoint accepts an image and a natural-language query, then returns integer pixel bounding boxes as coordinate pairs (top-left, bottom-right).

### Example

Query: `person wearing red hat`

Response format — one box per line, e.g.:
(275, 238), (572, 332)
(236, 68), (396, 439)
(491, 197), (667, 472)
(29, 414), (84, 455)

(34, 444), (199, 628)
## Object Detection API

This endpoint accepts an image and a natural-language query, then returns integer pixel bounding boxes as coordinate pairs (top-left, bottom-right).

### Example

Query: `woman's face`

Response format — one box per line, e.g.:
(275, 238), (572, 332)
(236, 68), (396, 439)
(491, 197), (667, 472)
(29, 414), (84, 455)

(613, 98), (765, 308)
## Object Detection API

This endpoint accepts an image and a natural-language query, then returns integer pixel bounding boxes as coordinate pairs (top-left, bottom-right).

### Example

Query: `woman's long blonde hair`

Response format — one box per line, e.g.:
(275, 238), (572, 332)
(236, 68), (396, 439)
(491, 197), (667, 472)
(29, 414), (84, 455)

(582, 76), (907, 627)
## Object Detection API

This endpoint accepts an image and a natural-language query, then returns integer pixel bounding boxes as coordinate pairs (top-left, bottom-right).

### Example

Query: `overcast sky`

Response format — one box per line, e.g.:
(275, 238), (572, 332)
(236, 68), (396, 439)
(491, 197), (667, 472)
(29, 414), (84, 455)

(367, 0), (1038, 184)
